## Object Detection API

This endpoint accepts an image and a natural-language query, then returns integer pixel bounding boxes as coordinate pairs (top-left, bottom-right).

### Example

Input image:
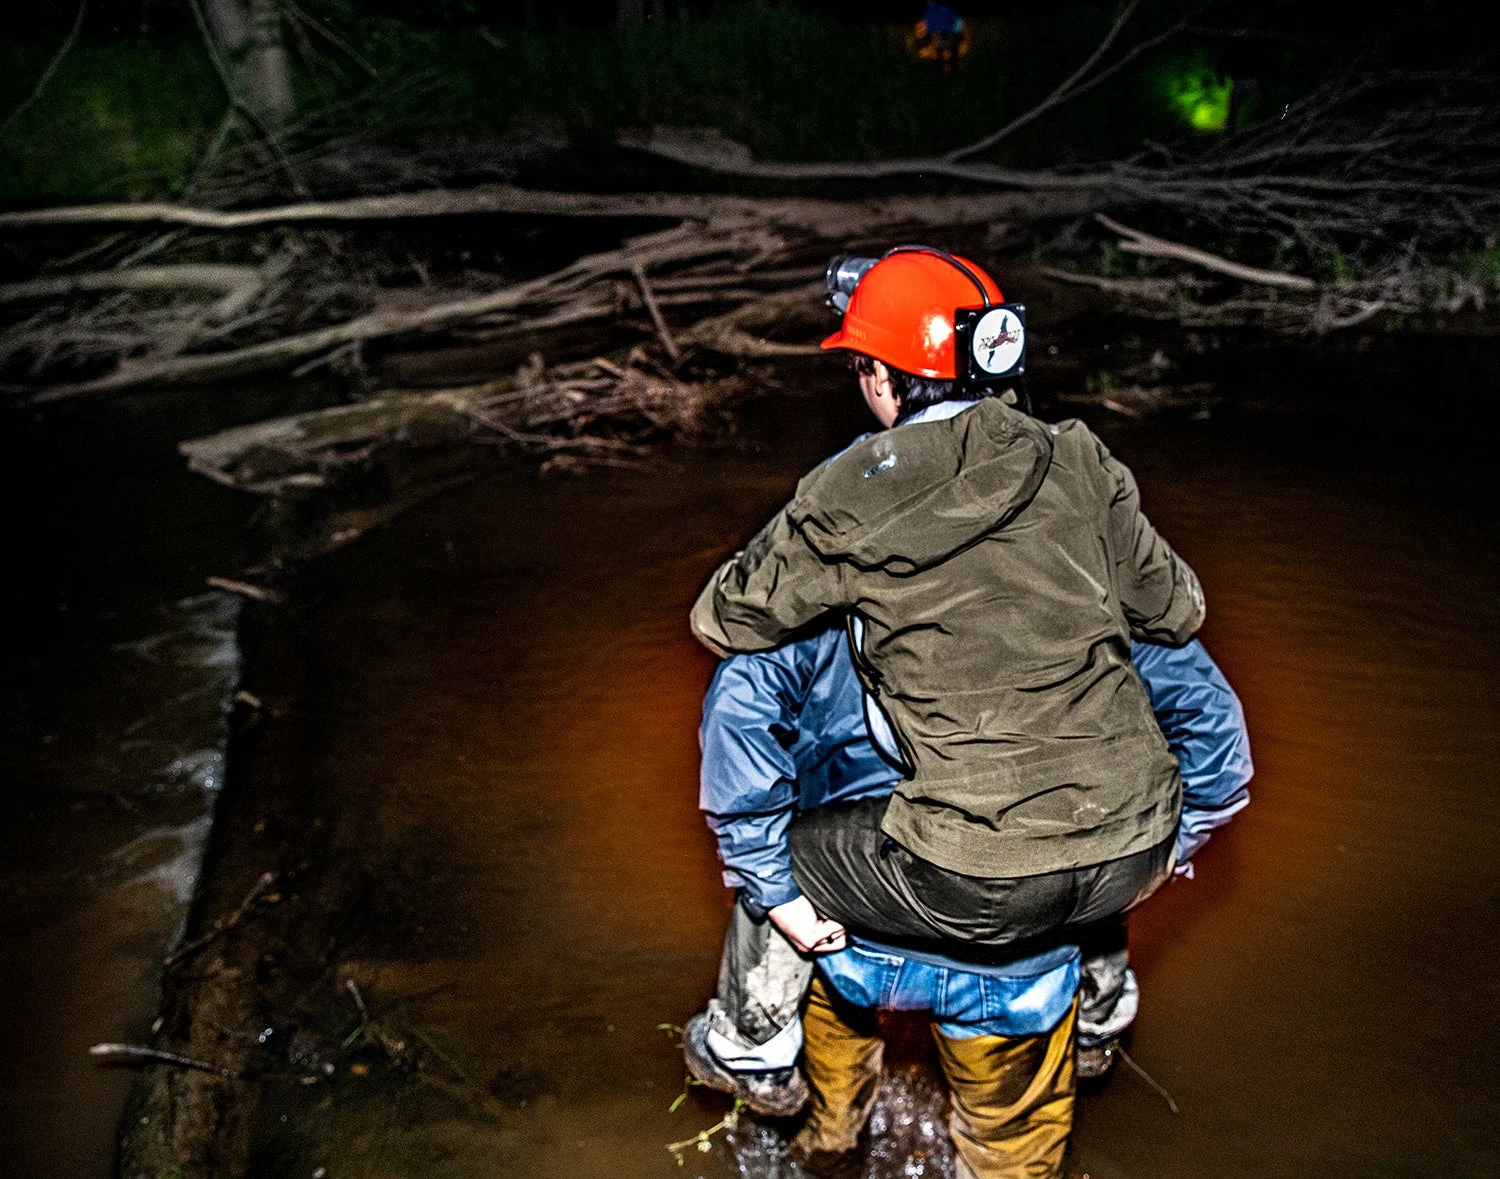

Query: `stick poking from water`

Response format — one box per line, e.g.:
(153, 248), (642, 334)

(164, 870), (279, 967)
(1116, 1044), (1180, 1114)
(206, 576), (287, 604)
(89, 1042), (242, 1079)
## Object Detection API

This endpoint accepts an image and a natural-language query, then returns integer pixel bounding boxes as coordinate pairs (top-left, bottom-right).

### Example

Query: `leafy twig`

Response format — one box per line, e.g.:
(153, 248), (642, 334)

(665, 1099), (744, 1164)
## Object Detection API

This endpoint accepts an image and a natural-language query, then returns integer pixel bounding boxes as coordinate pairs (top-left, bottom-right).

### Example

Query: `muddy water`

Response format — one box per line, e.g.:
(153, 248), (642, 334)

(0, 430), (250, 1176)
(240, 368), (1500, 1178)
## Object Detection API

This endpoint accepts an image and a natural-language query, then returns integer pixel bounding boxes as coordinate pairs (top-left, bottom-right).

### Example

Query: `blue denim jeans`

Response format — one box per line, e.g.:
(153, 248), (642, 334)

(817, 942), (1079, 1040)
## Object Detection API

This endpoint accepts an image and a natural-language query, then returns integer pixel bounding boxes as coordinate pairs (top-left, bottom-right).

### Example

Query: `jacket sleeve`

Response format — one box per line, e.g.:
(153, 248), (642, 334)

(1094, 434), (1206, 644)
(690, 502), (846, 657)
(1131, 638), (1253, 867)
(699, 639), (820, 911)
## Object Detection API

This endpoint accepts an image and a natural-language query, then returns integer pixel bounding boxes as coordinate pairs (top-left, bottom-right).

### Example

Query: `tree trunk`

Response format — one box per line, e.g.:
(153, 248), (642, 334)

(203, 0), (252, 53)
(243, 0), (294, 127)
(617, 0), (644, 26)
(203, 0), (294, 128)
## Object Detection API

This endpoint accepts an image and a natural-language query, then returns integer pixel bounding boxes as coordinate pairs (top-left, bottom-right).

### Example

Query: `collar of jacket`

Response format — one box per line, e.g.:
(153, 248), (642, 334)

(790, 398), (1055, 574)
(901, 398), (980, 425)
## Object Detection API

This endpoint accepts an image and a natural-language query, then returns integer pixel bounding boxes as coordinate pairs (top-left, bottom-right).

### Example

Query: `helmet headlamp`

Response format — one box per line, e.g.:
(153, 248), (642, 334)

(824, 245), (1027, 393)
(824, 255), (879, 313)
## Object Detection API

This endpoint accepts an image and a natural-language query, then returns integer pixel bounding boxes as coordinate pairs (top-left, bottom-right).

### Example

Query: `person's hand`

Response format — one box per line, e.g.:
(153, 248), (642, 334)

(768, 895), (847, 954)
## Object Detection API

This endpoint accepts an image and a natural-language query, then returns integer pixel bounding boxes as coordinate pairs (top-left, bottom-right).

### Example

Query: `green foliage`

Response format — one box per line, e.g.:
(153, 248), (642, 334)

(1462, 241), (1500, 286)
(1326, 245), (1355, 285)
(1097, 239), (1125, 277)
(0, 38), (219, 201)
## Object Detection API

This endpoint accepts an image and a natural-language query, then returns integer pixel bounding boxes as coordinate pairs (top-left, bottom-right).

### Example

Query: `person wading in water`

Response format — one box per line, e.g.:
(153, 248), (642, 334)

(682, 248), (1206, 1117)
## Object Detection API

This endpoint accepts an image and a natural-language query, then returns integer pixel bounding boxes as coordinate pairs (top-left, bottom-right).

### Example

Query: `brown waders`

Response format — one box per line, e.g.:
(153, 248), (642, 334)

(795, 976), (1078, 1179)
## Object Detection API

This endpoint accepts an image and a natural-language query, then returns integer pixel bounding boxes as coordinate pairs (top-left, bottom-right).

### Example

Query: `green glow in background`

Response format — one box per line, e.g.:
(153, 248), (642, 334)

(1162, 53), (1233, 132)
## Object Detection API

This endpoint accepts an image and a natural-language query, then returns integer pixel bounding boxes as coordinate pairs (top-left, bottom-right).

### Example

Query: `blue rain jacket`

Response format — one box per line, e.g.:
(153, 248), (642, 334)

(700, 631), (1252, 1035)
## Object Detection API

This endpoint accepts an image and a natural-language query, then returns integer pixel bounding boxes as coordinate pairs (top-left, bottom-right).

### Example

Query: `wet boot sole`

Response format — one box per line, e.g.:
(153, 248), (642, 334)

(682, 1013), (808, 1117)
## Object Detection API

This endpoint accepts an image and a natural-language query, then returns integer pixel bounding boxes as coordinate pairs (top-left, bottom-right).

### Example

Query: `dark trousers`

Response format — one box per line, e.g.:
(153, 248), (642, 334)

(707, 796), (1174, 1064)
(791, 796), (1173, 953)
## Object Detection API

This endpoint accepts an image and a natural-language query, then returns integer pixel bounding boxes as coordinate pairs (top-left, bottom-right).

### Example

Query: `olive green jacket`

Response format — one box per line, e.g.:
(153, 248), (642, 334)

(690, 399), (1205, 878)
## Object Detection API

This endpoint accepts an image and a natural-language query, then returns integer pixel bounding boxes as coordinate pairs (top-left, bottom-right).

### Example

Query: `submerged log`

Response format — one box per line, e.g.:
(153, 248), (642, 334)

(180, 380), (512, 494)
(176, 346), (747, 496)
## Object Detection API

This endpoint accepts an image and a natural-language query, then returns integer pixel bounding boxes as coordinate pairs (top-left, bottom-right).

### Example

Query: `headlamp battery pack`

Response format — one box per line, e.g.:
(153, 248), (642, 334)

(954, 302), (1026, 388)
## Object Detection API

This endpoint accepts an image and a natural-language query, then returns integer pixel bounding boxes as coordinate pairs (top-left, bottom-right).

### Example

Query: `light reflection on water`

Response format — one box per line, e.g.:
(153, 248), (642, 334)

(0, 589), (242, 1176)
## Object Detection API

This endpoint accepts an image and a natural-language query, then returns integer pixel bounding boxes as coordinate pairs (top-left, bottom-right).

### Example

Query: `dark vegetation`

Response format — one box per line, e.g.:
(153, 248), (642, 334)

(4, 1), (1487, 204)
(1, 4), (1195, 203)
(3, 1), (1497, 545)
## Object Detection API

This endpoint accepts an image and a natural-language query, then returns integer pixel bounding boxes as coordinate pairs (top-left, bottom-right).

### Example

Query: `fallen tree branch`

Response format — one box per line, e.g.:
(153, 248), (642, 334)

(631, 263), (682, 363)
(180, 382), (507, 493)
(679, 282), (826, 357)
(89, 1042), (243, 1080)
(31, 223), (724, 399)
(1037, 265), (1199, 301)
(615, 125), (1123, 190)
(22, 189), (1054, 398)
(0, 264), (262, 305)
(178, 347), (758, 495)
(205, 577), (287, 603)
(0, 185), (1104, 234)
(164, 870), (280, 966)
(1094, 213), (1317, 291)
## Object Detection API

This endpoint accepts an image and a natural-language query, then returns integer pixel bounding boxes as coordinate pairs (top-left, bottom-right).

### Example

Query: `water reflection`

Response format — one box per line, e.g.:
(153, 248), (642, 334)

(0, 590), (242, 1176)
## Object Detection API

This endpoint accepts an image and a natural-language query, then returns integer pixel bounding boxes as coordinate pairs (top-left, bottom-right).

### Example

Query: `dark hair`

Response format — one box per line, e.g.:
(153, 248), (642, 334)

(851, 354), (1029, 419)
(889, 369), (958, 422)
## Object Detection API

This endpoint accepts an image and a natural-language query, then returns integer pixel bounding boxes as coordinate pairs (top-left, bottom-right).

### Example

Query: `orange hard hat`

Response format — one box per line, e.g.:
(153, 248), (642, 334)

(820, 249), (1003, 380)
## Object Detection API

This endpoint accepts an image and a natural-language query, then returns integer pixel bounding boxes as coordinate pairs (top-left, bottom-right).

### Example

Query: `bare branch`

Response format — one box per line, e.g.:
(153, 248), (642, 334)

(89, 1043), (242, 1080)
(1095, 213), (1318, 290)
(0, 186), (1109, 235)
(943, 0), (1142, 162)
(631, 263), (682, 363)
(0, 265), (261, 305)
(0, 0), (87, 138)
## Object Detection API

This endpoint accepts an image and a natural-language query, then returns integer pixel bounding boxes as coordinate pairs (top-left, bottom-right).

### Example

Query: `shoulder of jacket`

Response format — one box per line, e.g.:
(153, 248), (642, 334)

(1041, 416), (1090, 439)
(1032, 416), (1101, 457)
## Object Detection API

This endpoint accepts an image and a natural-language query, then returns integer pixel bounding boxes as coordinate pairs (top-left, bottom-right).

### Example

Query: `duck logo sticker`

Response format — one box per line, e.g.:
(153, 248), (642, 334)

(971, 307), (1025, 375)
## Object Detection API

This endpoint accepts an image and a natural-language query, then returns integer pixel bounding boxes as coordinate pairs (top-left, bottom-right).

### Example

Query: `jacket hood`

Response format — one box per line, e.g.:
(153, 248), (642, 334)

(790, 399), (1054, 573)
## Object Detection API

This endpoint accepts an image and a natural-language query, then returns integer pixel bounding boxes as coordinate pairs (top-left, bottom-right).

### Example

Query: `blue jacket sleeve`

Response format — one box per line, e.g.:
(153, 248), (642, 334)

(1131, 638), (1254, 865)
(699, 639), (821, 911)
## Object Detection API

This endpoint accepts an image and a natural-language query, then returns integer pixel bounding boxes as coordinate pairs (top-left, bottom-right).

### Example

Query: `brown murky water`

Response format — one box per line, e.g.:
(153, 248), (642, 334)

(5, 339), (1499, 1177)
(0, 451), (248, 1177)
(234, 371), (1500, 1178)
